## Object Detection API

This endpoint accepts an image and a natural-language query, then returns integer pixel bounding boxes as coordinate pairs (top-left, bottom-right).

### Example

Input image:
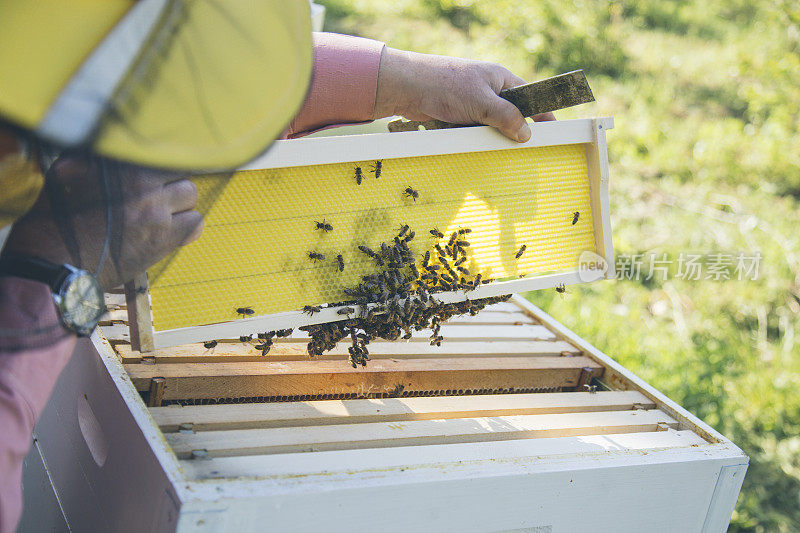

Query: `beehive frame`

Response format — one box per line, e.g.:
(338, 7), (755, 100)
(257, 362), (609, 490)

(126, 117), (614, 352)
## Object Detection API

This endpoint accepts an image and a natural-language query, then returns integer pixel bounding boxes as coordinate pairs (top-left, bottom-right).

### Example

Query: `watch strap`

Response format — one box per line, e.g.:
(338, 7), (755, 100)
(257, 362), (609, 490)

(0, 252), (72, 293)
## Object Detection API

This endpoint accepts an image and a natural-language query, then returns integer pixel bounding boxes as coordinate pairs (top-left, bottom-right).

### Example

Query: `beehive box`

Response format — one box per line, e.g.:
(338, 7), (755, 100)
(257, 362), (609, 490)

(29, 293), (748, 533)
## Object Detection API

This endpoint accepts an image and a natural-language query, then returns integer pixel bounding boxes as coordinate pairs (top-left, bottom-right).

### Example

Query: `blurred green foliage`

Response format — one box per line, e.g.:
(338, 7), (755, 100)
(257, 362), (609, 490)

(321, 0), (800, 530)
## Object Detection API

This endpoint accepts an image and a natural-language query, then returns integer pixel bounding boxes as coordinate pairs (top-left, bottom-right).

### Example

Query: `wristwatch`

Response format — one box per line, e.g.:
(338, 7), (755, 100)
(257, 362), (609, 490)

(0, 253), (106, 337)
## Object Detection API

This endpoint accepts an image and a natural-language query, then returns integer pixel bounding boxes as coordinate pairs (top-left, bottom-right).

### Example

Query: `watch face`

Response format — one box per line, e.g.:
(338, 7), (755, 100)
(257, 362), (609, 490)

(60, 272), (106, 333)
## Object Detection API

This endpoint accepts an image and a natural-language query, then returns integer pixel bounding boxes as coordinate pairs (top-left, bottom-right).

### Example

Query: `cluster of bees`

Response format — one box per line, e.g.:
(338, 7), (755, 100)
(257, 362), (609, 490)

(201, 160), (582, 362)
(202, 307), (292, 354)
(302, 223), (510, 368)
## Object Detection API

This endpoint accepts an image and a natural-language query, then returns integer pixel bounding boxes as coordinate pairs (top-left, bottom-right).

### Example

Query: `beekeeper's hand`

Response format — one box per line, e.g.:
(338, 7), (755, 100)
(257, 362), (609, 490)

(2, 153), (203, 290)
(374, 47), (556, 142)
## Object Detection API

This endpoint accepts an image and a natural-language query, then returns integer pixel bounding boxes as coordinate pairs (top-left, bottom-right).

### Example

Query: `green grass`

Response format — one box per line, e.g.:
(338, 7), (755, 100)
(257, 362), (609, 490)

(319, 1), (800, 530)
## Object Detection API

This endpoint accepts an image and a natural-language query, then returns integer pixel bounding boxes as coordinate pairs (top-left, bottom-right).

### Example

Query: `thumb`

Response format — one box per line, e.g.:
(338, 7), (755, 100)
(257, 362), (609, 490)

(478, 95), (531, 143)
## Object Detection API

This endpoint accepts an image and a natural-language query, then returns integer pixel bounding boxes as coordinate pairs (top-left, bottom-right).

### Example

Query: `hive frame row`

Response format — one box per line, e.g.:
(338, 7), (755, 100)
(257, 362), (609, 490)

(43, 296), (748, 532)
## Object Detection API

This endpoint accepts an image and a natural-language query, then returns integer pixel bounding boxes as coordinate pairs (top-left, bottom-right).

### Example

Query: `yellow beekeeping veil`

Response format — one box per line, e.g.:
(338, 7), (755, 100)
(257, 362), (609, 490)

(0, 0), (313, 172)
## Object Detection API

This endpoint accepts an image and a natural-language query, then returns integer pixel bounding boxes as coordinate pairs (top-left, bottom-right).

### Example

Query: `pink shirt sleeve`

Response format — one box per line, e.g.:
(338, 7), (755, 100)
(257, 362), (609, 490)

(0, 278), (75, 533)
(285, 32), (385, 138)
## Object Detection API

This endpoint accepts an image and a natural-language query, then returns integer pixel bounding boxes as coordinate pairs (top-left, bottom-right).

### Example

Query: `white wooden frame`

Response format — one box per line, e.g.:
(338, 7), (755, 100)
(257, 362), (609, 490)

(130, 118), (615, 351)
(36, 297), (746, 532)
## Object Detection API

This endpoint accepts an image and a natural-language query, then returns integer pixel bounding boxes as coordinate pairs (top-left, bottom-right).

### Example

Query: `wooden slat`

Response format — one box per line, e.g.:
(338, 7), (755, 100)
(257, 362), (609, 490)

(440, 311), (535, 325)
(152, 390), (654, 432)
(125, 356), (603, 400)
(125, 272), (154, 352)
(103, 293), (126, 309)
(98, 324), (129, 343)
(180, 430), (709, 480)
(116, 339), (579, 364)
(272, 324), (555, 343)
(166, 409), (677, 457)
(98, 308), (128, 325)
(480, 301), (525, 313)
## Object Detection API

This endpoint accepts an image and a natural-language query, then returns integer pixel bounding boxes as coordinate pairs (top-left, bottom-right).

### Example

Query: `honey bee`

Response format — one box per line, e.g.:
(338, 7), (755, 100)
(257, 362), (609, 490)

(555, 283), (569, 295)
(239, 334), (253, 343)
(403, 186), (419, 201)
(236, 307), (255, 317)
(457, 228), (472, 235)
(203, 340), (218, 350)
(358, 245), (376, 258)
(308, 251), (325, 262)
(403, 230), (415, 242)
(430, 228), (444, 239)
(457, 266), (470, 275)
(448, 232), (458, 247)
(354, 166), (363, 185)
(435, 244), (446, 257)
(572, 211), (580, 225)
(336, 254), (345, 272)
(454, 257), (466, 266)
(515, 244), (527, 259)
(315, 219), (333, 232)
(337, 306), (355, 315)
(255, 339), (272, 355)
(276, 328), (293, 337)
(370, 160), (383, 179)
(303, 305), (322, 315)
(421, 250), (431, 266)
(397, 224), (409, 238)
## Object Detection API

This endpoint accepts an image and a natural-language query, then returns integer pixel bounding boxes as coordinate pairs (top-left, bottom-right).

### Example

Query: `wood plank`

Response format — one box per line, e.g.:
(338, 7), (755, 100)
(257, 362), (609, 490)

(103, 293), (126, 309)
(98, 308), (128, 325)
(433, 311), (535, 325)
(116, 339), (580, 364)
(166, 409), (677, 457)
(181, 430), (709, 480)
(125, 273), (154, 352)
(242, 118), (600, 170)
(152, 390), (654, 432)
(98, 324), (129, 343)
(271, 324), (555, 343)
(125, 356), (603, 400)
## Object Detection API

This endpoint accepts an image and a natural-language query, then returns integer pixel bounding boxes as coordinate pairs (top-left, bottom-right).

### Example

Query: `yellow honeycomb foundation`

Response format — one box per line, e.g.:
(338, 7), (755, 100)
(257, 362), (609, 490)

(148, 143), (595, 331)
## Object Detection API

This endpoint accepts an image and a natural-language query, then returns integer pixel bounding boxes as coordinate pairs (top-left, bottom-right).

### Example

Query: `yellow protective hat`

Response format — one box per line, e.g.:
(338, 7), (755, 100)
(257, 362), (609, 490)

(0, 0), (313, 172)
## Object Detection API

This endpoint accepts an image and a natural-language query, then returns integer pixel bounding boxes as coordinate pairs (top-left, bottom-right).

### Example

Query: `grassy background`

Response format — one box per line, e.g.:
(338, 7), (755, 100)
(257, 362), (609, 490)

(318, 1), (800, 530)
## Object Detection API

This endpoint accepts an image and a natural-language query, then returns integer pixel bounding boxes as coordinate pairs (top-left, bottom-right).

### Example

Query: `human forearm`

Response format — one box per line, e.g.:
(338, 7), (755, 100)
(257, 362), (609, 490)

(375, 47), (556, 142)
